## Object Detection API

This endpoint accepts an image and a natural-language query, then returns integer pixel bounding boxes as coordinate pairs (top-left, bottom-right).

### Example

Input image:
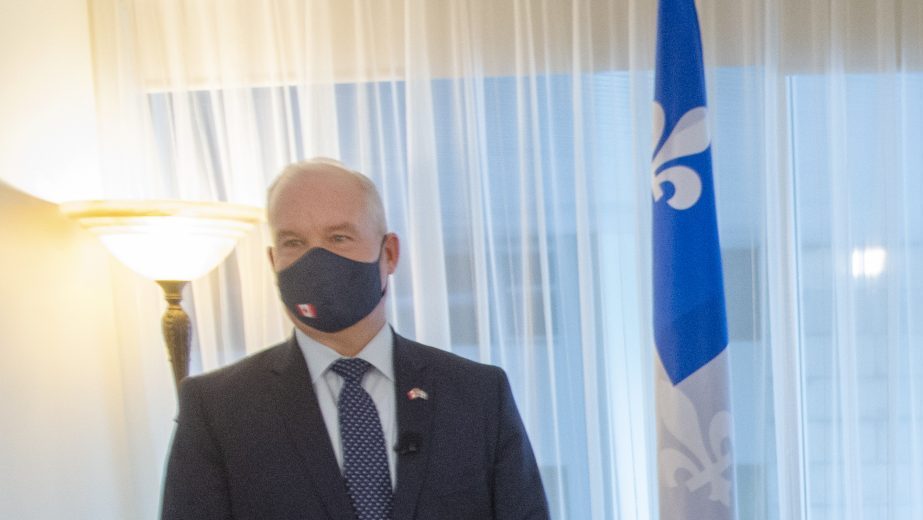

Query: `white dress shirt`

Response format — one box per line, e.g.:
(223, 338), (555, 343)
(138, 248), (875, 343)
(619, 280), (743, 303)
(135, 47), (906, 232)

(295, 325), (397, 489)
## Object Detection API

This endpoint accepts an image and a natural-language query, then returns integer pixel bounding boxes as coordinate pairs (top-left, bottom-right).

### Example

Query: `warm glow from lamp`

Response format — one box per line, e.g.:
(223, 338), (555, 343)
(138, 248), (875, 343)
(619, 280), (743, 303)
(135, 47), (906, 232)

(59, 200), (263, 281)
(60, 199), (264, 390)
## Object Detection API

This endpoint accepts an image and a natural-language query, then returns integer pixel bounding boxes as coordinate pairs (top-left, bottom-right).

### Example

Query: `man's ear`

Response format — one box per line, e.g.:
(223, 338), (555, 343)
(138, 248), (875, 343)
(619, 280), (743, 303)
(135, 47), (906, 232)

(382, 233), (400, 275)
(267, 246), (276, 270)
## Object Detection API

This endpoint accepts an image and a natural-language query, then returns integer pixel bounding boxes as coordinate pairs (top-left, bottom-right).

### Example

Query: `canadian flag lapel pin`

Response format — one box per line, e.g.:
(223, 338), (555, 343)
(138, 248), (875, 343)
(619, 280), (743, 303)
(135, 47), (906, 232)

(407, 387), (429, 401)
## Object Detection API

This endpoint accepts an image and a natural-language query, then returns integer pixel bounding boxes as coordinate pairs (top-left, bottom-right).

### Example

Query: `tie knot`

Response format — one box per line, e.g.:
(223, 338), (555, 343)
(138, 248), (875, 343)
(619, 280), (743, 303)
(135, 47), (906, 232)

(331, 357), (372, 384)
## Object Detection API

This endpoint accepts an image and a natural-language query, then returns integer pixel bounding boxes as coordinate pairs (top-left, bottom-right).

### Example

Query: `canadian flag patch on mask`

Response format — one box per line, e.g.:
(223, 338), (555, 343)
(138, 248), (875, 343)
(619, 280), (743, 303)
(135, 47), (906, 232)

(297, 303), (317, 318)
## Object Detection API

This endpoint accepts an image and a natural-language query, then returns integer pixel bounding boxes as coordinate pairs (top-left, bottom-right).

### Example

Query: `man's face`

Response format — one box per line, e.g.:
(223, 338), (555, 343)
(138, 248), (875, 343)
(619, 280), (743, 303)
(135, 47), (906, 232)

(267, 166), (397, 281)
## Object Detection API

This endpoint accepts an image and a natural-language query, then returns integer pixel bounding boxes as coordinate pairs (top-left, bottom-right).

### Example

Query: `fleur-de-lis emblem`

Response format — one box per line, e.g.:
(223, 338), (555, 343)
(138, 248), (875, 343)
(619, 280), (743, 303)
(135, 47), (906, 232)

(651, 102), (710, 210)
(658, 377), (733, 506)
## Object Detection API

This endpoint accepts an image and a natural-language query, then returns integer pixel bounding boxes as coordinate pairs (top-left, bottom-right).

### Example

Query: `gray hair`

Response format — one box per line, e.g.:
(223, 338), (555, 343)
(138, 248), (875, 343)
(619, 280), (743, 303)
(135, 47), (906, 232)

(266, 157), (387, 234)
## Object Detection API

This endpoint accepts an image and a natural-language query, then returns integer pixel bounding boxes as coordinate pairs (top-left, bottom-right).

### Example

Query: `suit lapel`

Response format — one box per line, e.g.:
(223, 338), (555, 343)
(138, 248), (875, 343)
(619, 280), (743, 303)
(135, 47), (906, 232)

(391, 333), (436, 520)
(270, 337), (355, 520)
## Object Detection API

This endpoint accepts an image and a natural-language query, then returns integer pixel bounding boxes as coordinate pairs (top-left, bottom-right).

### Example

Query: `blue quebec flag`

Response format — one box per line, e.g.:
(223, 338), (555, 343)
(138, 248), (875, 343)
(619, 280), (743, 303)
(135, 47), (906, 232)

(652, 0), (736, 518)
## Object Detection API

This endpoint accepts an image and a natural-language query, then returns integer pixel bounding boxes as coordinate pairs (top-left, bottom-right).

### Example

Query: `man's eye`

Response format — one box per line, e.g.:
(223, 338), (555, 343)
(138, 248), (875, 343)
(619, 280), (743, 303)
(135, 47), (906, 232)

(331, 234), (349, 243)
(282, 239), (304, 248)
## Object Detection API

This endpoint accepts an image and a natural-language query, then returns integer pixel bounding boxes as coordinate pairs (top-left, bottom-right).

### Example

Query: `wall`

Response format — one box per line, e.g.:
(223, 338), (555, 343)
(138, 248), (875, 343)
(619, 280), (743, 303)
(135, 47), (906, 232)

(0, 0), (103, 202)
(0, 182), (135, 519)
(0, 1), (162, 517)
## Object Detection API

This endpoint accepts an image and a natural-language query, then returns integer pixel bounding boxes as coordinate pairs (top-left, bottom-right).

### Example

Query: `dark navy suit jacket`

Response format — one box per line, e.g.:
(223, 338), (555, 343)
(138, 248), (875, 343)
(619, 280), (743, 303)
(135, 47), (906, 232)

(161, 332), (549, 519)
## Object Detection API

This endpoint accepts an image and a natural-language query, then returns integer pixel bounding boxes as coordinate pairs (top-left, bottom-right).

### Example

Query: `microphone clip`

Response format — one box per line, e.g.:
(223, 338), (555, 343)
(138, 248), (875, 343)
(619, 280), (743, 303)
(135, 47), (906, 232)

(395, 432), (421, 455)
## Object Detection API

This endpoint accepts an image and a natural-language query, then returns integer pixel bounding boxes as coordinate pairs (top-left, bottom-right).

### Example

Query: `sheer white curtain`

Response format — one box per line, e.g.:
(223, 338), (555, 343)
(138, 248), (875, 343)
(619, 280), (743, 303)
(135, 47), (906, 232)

(85, 0), (923, 518)
(780, 2), (923, 516)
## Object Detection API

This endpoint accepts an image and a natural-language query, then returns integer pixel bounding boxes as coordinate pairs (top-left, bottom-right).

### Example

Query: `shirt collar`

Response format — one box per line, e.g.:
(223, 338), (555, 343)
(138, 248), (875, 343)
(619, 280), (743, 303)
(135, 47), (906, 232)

(296, 325), (394, 384)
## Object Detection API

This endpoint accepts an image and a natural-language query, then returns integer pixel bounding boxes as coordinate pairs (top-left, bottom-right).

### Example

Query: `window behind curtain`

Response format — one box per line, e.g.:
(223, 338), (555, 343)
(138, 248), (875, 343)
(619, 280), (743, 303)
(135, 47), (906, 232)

(790, 73), (923, 520)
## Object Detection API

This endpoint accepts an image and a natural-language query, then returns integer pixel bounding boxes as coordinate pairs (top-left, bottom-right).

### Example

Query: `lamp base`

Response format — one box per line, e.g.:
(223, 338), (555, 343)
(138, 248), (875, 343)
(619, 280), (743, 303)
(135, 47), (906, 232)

(157, 280), (191, 390)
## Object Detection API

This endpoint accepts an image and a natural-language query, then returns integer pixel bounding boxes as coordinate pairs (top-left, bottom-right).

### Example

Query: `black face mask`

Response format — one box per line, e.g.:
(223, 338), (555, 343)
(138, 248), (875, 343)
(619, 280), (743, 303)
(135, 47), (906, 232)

(277, 243), (386, 333)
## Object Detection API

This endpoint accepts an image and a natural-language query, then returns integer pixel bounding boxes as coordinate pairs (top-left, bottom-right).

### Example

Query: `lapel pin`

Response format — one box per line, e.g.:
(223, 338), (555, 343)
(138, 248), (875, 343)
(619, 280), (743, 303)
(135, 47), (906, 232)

(407, 387), (429, 401)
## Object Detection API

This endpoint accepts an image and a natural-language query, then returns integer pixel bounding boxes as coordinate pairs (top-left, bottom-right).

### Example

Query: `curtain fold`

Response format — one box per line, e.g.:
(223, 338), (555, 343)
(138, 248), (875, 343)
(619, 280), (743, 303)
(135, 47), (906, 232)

(85, 0), (923, 518)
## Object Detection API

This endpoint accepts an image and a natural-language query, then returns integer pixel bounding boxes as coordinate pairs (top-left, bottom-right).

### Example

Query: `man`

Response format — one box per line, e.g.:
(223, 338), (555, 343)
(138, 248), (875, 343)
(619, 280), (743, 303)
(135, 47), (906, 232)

(161, 158), (549, 519)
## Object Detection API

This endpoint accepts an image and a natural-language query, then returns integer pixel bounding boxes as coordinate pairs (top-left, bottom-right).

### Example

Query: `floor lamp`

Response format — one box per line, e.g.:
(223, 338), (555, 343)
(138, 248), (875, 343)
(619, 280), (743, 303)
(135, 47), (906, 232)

(60, 200), (263, 392)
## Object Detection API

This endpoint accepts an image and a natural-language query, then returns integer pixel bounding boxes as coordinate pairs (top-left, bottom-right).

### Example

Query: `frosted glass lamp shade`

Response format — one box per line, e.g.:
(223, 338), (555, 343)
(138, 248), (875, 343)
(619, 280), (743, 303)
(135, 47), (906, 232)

(59, 199), (263, 390)
(60, 200), (264, 281)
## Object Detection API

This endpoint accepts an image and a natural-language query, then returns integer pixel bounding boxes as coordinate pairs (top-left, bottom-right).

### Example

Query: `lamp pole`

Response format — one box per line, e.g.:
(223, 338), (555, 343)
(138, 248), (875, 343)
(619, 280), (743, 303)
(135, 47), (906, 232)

(157, 280), (191, 390)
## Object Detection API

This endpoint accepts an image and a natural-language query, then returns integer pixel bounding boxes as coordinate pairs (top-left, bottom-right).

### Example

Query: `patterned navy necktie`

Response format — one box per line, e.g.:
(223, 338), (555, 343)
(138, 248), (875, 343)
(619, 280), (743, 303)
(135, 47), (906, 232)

(331, 358), (393, 520)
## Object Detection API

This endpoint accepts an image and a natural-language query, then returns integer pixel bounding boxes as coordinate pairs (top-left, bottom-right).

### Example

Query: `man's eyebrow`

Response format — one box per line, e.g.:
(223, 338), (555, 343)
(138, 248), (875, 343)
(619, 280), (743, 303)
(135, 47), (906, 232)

(323, 223), (360, 234)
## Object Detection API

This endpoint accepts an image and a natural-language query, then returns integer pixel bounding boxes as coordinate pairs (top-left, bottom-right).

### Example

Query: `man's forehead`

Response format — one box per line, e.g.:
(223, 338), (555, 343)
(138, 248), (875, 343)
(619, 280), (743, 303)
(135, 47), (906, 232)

(274, 168), (364, 199)
(267, 161), (385, 235)
(269, 190), (372, 234)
